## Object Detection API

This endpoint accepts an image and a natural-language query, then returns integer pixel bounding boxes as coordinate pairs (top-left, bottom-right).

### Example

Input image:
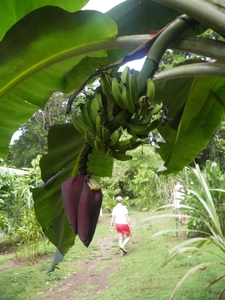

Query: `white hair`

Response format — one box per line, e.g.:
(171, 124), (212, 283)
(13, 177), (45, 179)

(116, 196), (123, 202)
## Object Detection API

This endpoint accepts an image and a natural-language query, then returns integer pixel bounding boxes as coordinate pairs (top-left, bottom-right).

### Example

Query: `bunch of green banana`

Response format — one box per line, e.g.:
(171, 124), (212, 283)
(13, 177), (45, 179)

(135, 77), (157, 117)
(72, 90), (114, 154)
(105, 129), (142, 161)
(72, 67), (161, 159)
(105, 146), (133, 161)
(127, 118), (161, 138)
(100, 67), (139, 114)
(126, 100), (162, 137)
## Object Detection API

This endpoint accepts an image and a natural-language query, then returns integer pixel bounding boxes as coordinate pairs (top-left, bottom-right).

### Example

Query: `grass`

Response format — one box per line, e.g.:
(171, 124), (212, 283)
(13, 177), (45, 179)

(1, 208), (225, 299)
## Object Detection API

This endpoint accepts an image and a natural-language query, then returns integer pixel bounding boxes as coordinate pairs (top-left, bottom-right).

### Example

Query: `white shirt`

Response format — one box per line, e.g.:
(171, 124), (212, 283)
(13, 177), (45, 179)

(112, 204), (128, 224)
(173, 183), (185, 208)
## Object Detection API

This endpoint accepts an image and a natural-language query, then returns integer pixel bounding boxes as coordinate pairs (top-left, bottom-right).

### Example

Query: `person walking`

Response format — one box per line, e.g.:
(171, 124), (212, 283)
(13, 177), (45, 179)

(110, 196), (132, 256)
(172, 181), (186, 226)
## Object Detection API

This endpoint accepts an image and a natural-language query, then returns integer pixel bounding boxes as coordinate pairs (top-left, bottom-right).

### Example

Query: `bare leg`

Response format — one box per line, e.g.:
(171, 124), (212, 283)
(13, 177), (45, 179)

(122, 232), (132, 249)
(118, 233), (124, 255)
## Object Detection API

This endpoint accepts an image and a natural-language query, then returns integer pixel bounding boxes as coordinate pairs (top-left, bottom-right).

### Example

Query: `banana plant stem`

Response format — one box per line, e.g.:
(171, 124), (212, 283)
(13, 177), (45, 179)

(137, 15), (199, 96)
(154, 63), (225, 83)
(153, 0), (225, 37)
(78, 143), (93, 176)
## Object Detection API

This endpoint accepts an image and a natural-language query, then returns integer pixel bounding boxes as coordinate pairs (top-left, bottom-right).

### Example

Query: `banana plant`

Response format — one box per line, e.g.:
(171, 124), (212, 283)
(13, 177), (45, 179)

(1, 0), (225, 269)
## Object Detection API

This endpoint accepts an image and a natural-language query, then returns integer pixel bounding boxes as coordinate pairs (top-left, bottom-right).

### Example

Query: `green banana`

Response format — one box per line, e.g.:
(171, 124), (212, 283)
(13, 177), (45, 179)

(108, 109), (131, 132)
(129, 140), (143, 150)
(100, 73), (118, 105)
(99, 90), (108, 118)
(111, 77), (126, 109)
(84, 130), (95, 147)
(94, 91), (105, 116)
(73, 117), (96, 137)
(84, 99), (96, 126)
(130, 114), (152, 125)
(121, 85), (136, 114)
(93, 134), (106, 154)
(91, 97), (101, 118)
(80, 102), (95, 130)
(147, 103), (163, 116)
(112, 104), (121, 118)
(108, 129), (122, 147)
(113, 139), (142, 151)
(95, 112), (104, 139)
(101, 122), (111, 143)
(112, 137), (137, 151)
(137, 96), (148, 116)
(120, 66), (130, 85)
(131, 112), (141, 123)
(112, 139), (132, 151)
(128, 69), (138, 104)
(105, 147), (113, 157)
(111, 149), (132, 161)
(146, 78), (155, 102)
(127, 118), (161, 137)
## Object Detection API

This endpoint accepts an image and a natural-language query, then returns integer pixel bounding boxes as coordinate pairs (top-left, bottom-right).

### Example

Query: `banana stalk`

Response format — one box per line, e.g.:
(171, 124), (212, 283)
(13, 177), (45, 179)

(137, 15), (199, 97)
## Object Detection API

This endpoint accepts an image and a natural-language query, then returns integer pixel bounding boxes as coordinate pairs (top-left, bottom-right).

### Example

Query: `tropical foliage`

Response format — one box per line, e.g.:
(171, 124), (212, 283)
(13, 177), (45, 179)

(0, 158), (44, 263)
(0, 0), (225, 269)
(0, 170), (30, 226)
(184, 161), (225, 235)
(148, 164), (225, 299)
(8, 93), (70, 168)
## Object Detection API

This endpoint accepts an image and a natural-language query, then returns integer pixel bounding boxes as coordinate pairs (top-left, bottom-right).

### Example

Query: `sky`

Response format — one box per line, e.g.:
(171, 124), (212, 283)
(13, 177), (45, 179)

(83, 0), (126, 12)
(11, 0), (145, 143)
(83, 0), (146, 71)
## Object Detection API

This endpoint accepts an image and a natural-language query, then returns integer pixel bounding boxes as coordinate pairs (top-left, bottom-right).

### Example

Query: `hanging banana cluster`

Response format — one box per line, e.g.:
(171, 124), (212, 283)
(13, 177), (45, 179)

(72, 66), (165, 161)
(63, 67), (164, 247)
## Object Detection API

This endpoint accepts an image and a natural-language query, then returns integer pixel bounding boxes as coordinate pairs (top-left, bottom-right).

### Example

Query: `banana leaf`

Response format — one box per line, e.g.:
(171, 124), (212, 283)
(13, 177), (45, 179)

(33, 123), (114, 271)
(0, 0), (89, 41)
(0, 6), (118, 156)
(154, 65), (225, 173)
(0, 0), (207, 156)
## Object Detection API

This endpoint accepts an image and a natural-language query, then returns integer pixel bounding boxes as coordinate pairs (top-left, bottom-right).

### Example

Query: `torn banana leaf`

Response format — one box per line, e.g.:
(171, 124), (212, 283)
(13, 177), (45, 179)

(154, 75), (225, 173)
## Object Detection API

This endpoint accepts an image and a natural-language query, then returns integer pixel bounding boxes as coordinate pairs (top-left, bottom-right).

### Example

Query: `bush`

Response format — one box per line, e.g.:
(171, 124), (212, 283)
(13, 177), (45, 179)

(127, 166), (174, 211)
(183, 161), (225, 236)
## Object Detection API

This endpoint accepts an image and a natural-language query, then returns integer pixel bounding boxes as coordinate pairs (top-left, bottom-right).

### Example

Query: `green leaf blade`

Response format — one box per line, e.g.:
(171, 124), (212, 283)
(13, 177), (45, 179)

(0, 7), (118, 155)
(156, 76), (225, 173)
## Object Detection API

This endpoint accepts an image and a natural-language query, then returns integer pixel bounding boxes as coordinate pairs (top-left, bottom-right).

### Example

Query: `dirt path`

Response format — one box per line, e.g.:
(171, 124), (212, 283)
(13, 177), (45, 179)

(0, 213), (142, 300)
(36, 234), (123, 300)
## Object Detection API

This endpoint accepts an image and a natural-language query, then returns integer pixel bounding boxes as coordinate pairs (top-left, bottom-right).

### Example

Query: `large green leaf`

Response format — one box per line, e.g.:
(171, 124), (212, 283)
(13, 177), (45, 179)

(154, 74), (225, 173)
(64, 1), (183, 96)
(0, 6), (118, 156)
(66, 1), (208, 109)
(33, 123), (114, 270)
(107, 0), (206, 36)
(0, 0), (216, 158)
(0, 0), (89, 41)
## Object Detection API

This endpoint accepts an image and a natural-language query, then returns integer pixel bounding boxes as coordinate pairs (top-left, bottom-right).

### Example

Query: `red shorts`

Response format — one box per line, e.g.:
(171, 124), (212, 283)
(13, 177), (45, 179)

(116, 224), (130, 234)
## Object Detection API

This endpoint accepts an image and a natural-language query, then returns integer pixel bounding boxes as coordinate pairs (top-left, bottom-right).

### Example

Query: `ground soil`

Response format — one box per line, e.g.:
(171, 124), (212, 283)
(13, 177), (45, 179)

(0, 222), (127, 300)
(38, 234), (120, 300)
